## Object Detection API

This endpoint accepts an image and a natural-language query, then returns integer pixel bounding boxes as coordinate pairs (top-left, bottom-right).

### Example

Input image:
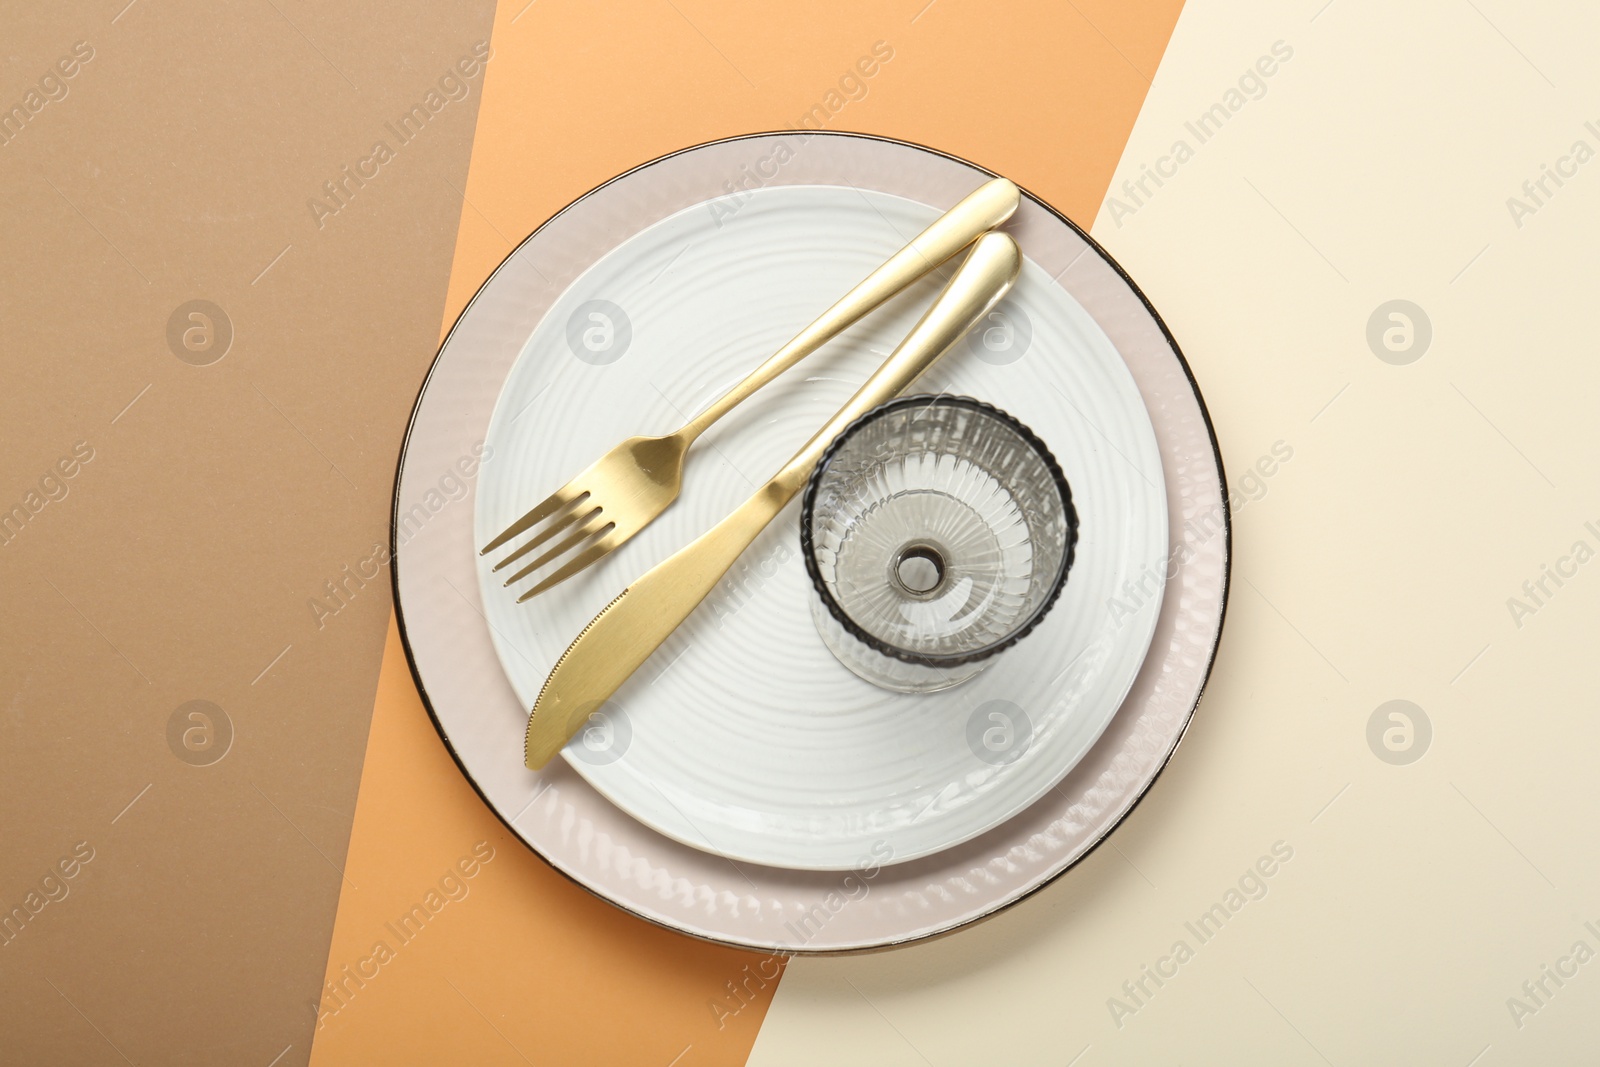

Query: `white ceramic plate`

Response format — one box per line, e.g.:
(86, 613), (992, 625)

(472, 186), (1167, 870)
(394, 132), (1228, 951)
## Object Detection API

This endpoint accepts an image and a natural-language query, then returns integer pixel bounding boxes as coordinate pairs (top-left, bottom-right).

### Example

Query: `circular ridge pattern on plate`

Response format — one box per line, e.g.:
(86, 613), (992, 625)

(471, 185), (1167, 870)
(394, 131), (1228, 952)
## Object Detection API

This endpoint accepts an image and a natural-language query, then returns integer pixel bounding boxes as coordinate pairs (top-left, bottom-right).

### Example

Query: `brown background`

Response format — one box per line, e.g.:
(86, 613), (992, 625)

(0, 2), (494, 1062)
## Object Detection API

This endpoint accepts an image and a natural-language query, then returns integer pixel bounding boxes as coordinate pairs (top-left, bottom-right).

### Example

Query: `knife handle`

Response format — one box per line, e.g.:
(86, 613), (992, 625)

(675, 179), (1020, 444)
(769, 231), (1022, 495)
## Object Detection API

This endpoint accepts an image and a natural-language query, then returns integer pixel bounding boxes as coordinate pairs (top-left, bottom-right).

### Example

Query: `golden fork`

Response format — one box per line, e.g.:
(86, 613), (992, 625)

(481, 177), (1021, 600)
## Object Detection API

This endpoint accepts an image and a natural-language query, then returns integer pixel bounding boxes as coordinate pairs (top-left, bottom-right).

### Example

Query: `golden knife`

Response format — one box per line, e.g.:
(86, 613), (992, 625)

(525, 231), (1023, 769)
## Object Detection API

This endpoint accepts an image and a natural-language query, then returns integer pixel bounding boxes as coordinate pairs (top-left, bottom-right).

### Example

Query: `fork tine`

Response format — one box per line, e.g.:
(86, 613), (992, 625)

(490, 502), (597, 572)
(481, 487), (589, 555)
(516, 532), (621, 602)
(501, 513), (615, 587)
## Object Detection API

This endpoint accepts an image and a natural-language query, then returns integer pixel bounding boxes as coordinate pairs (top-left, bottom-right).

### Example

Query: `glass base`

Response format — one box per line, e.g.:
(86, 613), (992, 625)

(810, 594), (989, 693)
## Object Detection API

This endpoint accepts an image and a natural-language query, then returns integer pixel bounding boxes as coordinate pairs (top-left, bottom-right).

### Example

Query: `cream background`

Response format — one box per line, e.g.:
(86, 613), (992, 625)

(749, 0), (1600, 1062)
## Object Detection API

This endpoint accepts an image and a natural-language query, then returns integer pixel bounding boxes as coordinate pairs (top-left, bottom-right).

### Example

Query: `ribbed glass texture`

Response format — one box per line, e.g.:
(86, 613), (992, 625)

(803, 396), (1076, 693)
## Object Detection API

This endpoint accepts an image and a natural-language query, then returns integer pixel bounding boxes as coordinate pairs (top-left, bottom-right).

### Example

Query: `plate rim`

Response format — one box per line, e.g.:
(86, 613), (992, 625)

(389, 129), (1232, 954)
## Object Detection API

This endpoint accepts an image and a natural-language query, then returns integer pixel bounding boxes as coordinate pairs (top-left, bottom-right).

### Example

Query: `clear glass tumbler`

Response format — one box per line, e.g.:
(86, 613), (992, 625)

(801, 395), (1078, 693)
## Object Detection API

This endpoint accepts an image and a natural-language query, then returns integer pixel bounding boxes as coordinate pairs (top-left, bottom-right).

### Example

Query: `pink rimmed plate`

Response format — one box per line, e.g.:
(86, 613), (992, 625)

(392, 132), (1228, 952)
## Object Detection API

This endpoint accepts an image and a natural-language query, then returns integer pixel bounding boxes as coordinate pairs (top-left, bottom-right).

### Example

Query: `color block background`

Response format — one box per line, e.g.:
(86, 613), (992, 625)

(4, 0), (1597, 1064)
(1, 1), (495, 1063)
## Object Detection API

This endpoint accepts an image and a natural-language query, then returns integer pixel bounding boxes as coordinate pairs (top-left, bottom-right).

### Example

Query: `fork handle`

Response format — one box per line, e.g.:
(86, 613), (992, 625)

(674, 177), (1021, 445)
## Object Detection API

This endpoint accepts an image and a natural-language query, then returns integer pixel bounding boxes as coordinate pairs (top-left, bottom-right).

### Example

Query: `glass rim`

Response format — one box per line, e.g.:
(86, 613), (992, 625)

(799, 394), (1079, 668)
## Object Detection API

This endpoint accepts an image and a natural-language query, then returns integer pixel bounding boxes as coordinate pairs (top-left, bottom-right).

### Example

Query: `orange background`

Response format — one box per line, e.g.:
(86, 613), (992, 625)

(309, 1), (1184, 1062)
